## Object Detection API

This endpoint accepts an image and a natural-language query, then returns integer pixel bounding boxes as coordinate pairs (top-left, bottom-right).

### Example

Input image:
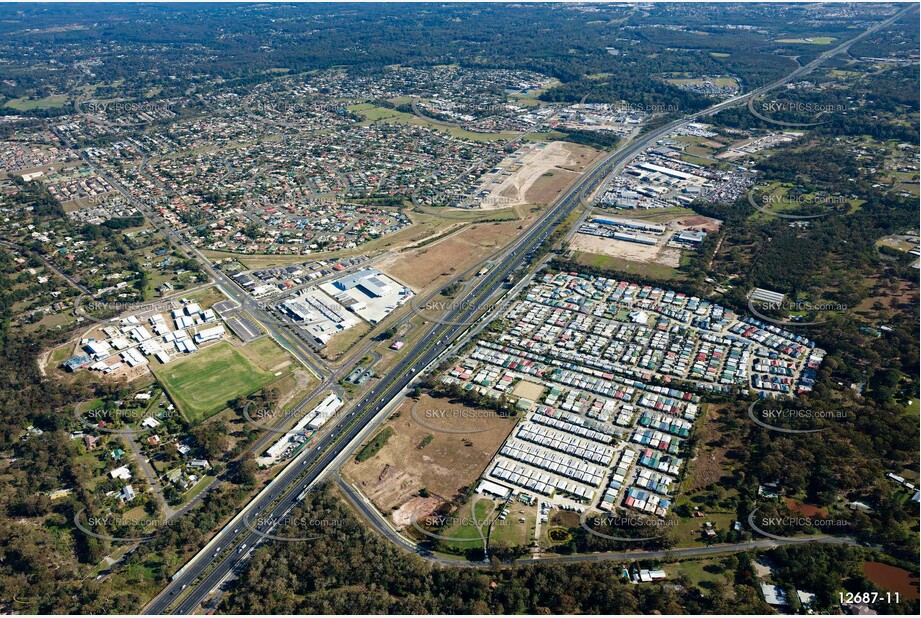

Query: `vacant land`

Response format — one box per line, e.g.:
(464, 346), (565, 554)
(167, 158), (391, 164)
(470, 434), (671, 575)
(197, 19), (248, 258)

(378, 212), (542, 292)
(237, 336), (291, 373)
(671, 214), (723, 233)
(482, 142), (599, 209)
(512, 379), (545, 401)
(666, 558), (735, 598)
(572, 250), (682, 281)
(153, 342), (283, 423)
(356, 427), (395, 462)
(776, 36), (837, 44)
(664, 77), (739, 89)
(876, 234), (920, 252)
(342, 394), (519, 528)
(570, 233), (682, 268)
(685, 404), (731, 493)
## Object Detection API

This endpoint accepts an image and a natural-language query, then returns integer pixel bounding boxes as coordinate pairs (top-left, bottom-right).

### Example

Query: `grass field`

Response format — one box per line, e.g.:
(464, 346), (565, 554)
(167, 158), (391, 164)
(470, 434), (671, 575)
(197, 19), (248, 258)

(4, 94), (68, 110)
(431, 496), (534, 552)
(434, 497), (494, 551)
(348, 102), (518, 142)
(776, 36), (836, 44)
(573, 250), (681, 281)
(153, 342), (282, 423)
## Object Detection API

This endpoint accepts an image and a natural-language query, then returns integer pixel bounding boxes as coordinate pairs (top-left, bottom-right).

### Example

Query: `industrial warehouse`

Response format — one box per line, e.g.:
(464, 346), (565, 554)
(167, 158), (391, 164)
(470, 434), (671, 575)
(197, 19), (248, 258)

(279, 268), (414, 345)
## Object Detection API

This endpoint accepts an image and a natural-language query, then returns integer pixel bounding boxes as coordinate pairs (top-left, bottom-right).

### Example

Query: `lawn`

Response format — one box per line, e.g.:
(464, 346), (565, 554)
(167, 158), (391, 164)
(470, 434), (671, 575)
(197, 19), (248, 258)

(153, 342), (281, 423)
(904, 398), (919, 418)
(666, 558), (733, 595)
(5, 94), (68, 110)
(350, 102), (518, 142)
(573, 251), (681, 281)
(435, 497), (494, 551)
(490, 504), (535, 549)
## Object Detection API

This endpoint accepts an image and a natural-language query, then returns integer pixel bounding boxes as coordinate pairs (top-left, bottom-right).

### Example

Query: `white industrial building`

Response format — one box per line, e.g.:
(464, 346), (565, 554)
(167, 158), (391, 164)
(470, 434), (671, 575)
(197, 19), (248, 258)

(194, 324), (226, 344)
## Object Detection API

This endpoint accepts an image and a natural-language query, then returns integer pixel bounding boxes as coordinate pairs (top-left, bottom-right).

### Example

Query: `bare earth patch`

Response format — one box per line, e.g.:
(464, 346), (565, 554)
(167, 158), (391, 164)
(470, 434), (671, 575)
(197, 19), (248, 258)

(570, 233), (682, 268)
(342, 394), (518, 528)
(391, 496), (444, 530)
(671, 215), (722, 233)
(378, 217), (541, 292)
(512, 379), (545, 400)
(482, 142), (600, 209)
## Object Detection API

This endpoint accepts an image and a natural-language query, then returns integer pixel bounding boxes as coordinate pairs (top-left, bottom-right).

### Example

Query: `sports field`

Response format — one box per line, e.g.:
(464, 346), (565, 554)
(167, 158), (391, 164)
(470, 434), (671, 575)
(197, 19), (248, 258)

(153, 342), (282, 423)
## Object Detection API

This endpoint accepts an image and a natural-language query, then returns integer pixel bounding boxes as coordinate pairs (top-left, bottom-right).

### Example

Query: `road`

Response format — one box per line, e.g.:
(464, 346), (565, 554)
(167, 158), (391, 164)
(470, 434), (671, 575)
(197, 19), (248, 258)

(338, 474), (857, 567)
(137, 6), (911, 612)
(146, 98), (633, 613)
(0, 238), (94, 297)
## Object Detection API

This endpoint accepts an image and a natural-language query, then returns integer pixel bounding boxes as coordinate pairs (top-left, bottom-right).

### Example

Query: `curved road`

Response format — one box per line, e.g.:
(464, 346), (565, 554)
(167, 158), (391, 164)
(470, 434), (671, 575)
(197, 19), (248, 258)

(339, 474), (857, 568)
(137, 6), (911, 612)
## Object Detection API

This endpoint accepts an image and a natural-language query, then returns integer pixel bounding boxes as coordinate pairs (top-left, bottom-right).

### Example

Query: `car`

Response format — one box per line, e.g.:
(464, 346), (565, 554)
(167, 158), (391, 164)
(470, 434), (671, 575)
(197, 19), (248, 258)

(238, 544), (247, 553)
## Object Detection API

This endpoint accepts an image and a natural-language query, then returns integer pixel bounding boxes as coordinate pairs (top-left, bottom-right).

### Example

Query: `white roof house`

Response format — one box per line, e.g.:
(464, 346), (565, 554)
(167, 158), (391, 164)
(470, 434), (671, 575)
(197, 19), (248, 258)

(760, 583), (788, 606)
(110, 465), (132, 480)
(120, 485), (136, 501)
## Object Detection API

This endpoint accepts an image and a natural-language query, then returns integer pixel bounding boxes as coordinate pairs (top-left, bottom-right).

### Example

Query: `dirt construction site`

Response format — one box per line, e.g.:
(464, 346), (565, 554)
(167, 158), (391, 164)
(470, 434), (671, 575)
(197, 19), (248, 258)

(377, 211), (542, 292)
(477, 141), (602, 209)
(571, 212), (722, 268)
(341, 394), (518, 530)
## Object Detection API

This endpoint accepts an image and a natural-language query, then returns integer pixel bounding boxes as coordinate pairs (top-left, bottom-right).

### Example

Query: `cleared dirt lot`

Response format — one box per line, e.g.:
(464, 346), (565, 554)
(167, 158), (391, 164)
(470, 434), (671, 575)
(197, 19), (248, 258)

(512, 379), (545, 401)
(671, 214), (722, 233)
(377, 213), (541, 292)
(483, 141), (601, 209)
(570, 233), (682, 268)
(342, 394), (518, 529)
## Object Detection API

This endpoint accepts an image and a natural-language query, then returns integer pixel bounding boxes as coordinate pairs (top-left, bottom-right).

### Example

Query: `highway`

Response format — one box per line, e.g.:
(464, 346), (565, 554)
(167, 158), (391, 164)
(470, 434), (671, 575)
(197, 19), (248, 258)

(146, 100), (637, 613)
(139, 7), (912, 612)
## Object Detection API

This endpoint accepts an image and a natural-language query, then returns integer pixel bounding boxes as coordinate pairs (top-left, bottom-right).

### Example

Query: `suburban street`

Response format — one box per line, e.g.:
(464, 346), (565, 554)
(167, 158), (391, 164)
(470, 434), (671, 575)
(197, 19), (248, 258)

(139, 7), (912, 613)
(0, 2), (916, 616)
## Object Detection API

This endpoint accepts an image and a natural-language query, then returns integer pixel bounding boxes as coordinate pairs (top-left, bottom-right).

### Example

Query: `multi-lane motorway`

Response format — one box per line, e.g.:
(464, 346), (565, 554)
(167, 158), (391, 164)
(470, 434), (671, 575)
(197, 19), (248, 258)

(138, 6), (914, 613)
(147, 100), (635, 614)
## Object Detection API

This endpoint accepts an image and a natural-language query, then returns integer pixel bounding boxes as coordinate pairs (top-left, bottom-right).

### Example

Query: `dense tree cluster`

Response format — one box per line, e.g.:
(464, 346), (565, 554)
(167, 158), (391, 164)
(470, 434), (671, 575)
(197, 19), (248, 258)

(220, 484), (775, 614)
